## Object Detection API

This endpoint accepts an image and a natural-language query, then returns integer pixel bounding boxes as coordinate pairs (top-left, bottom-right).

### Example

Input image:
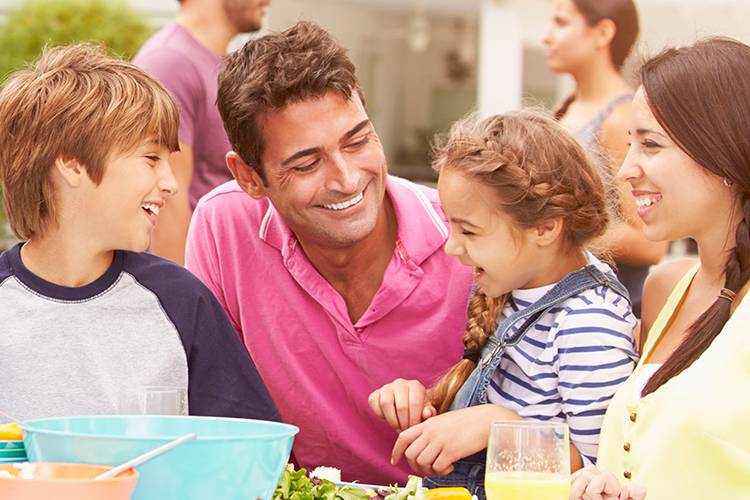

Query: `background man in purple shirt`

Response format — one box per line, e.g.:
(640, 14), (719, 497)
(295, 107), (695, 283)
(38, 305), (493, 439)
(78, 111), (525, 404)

(133, 0), (271, 264)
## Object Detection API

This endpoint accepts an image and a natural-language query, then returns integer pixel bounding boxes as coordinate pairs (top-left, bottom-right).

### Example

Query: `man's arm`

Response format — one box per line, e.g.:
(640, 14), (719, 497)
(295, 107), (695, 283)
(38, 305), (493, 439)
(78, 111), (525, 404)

(185, 201), (231, 313)
(151, 144), (194, 265)
(134, 48), (200, 265)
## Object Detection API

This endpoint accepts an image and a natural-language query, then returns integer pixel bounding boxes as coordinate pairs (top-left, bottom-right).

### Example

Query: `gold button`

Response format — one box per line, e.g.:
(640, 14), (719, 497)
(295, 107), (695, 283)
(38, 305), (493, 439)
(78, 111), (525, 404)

(629, 412), (637, 422)
(623, 442), (631, 452)
(624, 471), (632, 479)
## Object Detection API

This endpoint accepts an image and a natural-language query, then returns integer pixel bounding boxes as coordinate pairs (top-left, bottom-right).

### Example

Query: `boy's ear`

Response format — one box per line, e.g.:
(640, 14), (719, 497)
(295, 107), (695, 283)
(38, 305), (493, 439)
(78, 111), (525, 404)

(53, 156), (87, 188)
(226, 151), (267, 200)
(534, 218), (564, 248)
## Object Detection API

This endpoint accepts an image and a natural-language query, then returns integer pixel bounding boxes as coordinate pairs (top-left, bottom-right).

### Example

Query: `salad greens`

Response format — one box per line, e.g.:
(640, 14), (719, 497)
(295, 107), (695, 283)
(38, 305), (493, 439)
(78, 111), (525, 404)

(382, 476), (424, 500)
(273, 466), (371, 500)
(273, 466), (424, 500)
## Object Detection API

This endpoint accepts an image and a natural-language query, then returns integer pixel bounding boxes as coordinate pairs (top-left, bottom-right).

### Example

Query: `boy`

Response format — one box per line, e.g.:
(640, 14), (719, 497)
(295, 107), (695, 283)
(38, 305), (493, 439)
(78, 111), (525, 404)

(0, 43), (279, 422)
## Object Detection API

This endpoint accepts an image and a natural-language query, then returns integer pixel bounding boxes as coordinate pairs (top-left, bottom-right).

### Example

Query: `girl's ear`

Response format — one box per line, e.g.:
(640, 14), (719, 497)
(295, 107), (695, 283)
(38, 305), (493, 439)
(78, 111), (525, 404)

(534, 217), (565, 248)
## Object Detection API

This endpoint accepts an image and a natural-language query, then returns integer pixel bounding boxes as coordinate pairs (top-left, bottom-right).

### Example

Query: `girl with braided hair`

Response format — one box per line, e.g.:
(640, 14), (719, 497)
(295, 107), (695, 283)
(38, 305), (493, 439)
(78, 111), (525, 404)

(571, 37), (750, 500)
(369, 110), (638, 497)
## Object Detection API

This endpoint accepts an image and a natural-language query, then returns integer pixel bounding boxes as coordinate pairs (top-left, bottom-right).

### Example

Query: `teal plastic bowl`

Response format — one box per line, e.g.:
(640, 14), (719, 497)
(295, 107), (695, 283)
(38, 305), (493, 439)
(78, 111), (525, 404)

(21, 416), (298, 500)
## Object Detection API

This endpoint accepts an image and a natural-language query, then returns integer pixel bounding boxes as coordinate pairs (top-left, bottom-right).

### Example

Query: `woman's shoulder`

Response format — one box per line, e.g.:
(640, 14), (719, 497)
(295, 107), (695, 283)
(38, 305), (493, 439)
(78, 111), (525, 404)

(641, 258), (699, 332)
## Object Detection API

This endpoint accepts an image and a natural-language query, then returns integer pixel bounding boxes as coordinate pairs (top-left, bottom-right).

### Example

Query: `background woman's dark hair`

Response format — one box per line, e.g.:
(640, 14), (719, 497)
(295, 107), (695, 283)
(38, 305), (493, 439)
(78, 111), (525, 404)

(553, 0), (639, 120)
(573, 0), (639, 70)
(640, 37), (750, 396)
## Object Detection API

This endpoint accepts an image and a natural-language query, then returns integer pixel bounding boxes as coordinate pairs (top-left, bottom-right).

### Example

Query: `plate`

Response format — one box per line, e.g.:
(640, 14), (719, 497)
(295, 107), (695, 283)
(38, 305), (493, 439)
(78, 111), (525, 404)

(335, 481), (427, 492)
(334, 481), (391, 491)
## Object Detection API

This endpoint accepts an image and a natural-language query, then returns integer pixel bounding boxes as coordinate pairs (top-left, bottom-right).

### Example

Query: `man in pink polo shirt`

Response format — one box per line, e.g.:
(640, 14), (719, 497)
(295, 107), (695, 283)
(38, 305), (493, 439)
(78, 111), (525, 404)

(185, 21), (472, 485)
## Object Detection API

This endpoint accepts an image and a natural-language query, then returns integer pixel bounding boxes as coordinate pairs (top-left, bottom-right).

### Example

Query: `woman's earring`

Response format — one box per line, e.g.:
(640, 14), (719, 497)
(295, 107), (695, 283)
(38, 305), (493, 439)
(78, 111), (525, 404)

(724, 178), (734, 188)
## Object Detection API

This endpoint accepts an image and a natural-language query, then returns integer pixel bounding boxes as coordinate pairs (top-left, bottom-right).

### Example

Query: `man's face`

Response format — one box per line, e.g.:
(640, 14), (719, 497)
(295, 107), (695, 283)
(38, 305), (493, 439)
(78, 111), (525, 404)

(245, 90), (388, 249)
(223, 0), (271, 33)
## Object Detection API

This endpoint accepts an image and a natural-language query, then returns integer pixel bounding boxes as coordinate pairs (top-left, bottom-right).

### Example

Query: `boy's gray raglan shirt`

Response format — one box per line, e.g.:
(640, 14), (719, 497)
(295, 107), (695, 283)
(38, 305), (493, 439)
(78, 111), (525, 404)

(0, 243), (280, 422)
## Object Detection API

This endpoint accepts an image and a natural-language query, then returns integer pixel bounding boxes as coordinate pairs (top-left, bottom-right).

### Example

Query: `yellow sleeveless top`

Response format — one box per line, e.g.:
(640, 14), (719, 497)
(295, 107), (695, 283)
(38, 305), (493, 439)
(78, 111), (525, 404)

(597, 264), (750, 499)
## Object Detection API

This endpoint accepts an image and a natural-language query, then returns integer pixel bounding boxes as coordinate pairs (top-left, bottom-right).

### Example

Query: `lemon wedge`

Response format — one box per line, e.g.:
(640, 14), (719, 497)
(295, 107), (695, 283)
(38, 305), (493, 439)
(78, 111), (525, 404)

(0, 422), (23, 441)
(424, 487), (473, 500)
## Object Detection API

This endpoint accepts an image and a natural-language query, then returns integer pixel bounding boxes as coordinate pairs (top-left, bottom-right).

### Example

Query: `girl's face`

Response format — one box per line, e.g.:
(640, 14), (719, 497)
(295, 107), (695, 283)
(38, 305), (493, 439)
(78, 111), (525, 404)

(543, 0), (599, 74)
(437, 169), (542, 298)
(619, 88), (736, 243)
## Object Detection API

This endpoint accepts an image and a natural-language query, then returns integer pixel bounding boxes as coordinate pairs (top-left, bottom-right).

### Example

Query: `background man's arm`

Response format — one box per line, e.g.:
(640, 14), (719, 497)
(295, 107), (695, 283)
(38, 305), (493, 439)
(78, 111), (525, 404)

(151, 144), (194, 265)
(599, 105), (668, 266)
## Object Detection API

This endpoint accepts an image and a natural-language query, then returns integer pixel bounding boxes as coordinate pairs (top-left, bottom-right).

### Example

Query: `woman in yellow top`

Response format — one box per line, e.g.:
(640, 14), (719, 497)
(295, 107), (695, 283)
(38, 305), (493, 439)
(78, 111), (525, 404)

(569, 37), (750, 500)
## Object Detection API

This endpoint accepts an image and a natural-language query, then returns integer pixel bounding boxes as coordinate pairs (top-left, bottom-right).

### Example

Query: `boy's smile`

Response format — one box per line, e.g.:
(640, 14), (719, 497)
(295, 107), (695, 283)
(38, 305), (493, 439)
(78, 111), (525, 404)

(141, 200), (165, 226)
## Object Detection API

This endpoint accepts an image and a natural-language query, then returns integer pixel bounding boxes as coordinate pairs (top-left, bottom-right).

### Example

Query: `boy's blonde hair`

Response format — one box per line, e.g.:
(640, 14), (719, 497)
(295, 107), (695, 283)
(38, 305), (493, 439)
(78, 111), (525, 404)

(429, 111), (610, 413)
(0, 43), (179, 240)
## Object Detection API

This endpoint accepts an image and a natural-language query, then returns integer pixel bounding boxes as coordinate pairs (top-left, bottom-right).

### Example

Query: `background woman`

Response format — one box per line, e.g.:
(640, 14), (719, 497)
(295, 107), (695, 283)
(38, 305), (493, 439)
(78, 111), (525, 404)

(544, 0), (668, 318)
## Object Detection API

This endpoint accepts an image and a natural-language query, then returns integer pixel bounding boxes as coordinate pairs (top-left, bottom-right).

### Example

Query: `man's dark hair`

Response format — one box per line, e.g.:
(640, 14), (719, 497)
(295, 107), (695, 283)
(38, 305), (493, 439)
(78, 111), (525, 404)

(217, 21), (363, 181)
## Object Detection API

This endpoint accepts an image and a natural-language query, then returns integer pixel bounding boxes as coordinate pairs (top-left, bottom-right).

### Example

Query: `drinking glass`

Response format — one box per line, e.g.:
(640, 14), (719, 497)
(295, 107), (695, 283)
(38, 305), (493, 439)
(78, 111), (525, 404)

(485, 420), (570, 500)
(119, 386), (188, 415)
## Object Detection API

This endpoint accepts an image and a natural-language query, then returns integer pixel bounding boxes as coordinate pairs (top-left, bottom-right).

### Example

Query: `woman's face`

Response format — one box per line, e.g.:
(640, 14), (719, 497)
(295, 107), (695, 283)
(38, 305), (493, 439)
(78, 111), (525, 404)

(618, 88), (737, 244)
(543, 0), (600, 74)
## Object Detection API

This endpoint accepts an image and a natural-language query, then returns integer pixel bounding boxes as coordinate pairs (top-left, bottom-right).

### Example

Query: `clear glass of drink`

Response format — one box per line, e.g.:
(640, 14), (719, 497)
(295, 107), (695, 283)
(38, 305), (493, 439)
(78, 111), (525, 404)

(485, 420), (570, 500)
(119, 386), (188, 415)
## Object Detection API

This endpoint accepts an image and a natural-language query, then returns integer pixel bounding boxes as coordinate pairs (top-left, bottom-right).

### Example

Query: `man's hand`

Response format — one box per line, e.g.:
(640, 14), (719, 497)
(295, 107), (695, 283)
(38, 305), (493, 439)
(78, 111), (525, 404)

(368, 379), (436, 432)
(569, 466), (647, 500)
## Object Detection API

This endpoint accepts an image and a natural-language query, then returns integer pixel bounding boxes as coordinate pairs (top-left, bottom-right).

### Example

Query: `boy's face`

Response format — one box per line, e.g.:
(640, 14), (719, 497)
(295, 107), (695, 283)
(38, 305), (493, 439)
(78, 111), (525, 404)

(80, 139), (177, 252)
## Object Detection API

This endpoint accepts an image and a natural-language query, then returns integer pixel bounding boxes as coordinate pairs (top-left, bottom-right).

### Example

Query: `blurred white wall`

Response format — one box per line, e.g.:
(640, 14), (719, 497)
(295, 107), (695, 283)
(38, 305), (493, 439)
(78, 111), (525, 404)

(2, 0), (750, 175)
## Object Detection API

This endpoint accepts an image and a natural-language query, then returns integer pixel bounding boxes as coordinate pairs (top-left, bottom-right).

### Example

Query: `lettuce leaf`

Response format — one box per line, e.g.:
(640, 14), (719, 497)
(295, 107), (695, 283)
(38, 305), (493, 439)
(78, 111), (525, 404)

(273, 467), (374, 500)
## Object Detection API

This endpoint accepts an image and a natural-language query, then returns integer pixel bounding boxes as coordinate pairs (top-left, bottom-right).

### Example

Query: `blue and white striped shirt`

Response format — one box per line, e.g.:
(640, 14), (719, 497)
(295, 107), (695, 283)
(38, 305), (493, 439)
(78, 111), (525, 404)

(487, 256), (638, 466)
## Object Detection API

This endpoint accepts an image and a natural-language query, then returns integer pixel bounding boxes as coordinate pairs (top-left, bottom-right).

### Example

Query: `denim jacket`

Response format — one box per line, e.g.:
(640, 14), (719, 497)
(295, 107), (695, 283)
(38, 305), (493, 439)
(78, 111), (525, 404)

(423, 264), (630, 498)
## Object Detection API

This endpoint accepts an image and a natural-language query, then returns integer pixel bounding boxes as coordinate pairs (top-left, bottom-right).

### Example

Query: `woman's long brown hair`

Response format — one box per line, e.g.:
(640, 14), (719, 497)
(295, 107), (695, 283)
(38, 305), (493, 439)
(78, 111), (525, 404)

(572, 0), (639, 70)
(641, 38), (750, 396)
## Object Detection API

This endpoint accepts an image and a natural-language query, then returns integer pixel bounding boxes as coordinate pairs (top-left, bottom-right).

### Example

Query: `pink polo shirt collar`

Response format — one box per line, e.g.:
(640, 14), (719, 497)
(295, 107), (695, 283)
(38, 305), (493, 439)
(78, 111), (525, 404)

(255, 176), (451, 332)
(257, 176), (448, 263)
